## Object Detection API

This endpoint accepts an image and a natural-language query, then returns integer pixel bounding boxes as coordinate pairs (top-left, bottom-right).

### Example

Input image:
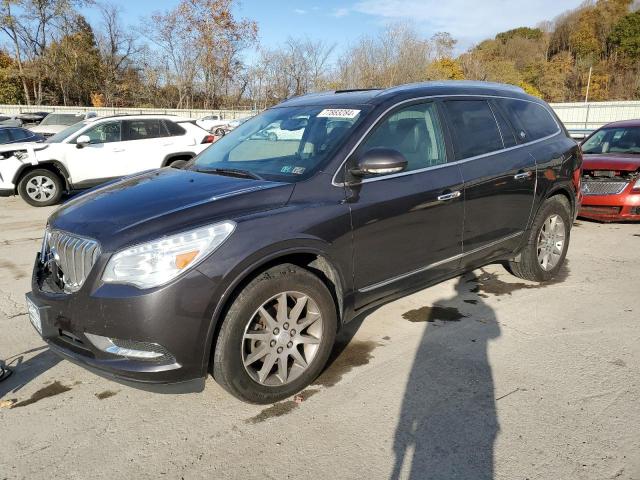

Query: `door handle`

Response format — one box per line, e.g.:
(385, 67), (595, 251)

(514, 171), (532, 180)
(437, 190), (461, 202)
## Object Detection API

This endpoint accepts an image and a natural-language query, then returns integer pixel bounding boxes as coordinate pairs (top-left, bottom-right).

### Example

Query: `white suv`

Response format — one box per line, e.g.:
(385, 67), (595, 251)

(0, 115), (214, 206)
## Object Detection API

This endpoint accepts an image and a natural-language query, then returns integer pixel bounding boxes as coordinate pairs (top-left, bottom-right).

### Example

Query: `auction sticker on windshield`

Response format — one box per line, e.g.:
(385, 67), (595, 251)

(317, 109), (360, 119)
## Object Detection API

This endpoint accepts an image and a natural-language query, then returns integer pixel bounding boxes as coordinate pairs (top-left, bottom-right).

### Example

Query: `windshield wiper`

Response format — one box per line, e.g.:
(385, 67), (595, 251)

(196, 167), (263, 180)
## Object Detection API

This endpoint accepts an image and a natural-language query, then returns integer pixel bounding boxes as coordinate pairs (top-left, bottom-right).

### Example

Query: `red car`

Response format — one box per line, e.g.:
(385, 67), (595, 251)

(579, 119), (640, 222)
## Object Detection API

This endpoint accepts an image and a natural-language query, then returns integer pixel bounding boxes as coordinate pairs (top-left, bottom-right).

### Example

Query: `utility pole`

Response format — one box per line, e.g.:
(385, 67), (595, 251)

(584, 66), (592, 103)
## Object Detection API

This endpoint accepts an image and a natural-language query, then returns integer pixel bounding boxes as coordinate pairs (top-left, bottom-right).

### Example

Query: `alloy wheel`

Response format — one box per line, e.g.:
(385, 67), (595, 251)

(536, 214), (566, 271)
(242, 291), (323, 386)
(26, 175), (57, 202)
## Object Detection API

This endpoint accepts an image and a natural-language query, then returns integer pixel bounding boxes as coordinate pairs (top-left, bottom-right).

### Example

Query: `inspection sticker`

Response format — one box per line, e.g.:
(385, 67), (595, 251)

(317, 109), (360, 119)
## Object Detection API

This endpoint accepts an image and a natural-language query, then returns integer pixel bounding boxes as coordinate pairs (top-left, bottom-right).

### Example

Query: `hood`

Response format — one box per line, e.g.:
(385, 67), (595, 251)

(582, 153), (640, 171)
(49, 168), (294, 251)
(30, 124), (66, 135)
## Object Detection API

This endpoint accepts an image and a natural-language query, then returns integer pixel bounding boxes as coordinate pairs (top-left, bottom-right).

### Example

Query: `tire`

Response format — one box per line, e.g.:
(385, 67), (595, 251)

(268, 132), (277, 142)
(213, 263), (337, 404)
(17, 169), (63, 207)
(168, 158), (189, 169)
(508, 195), (571, 282)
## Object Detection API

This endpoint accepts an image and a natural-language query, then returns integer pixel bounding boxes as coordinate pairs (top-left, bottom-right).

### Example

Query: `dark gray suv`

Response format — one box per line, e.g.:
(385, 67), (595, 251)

(26, 81), (581, 403)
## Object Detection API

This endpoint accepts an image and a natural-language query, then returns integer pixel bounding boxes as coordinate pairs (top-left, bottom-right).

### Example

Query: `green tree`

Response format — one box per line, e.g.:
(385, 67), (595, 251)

(609, 11), (640, 59)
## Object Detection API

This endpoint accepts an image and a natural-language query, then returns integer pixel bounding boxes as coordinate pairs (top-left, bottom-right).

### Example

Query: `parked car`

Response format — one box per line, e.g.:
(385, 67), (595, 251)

(213, 115), (253, 137)
(0, 115), (23, 127)
(0, 114), (215, 206)
(30, 112), (97, 138)
(196, 114), (227, 131)
(16, 111), (51, 125)
(578, 119), (640, 222)
(0, 126), (44, 144)
(25, 81), (580, 403)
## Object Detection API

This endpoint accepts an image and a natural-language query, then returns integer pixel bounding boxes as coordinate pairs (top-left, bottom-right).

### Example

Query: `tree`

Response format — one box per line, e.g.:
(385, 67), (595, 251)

(609, 10), (640, 59)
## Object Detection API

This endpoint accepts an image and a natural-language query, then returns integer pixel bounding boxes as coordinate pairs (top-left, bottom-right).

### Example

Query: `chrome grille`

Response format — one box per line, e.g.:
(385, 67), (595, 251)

(43, 230), (101, 293)
(581, 181), (628, 196)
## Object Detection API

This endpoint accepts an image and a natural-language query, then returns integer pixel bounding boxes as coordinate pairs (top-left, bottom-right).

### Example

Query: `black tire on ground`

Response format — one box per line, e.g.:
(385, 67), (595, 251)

(168, 158), (189, 169)
(17, 168), (64, 207)
(508, 195), (572, 282)
(268, 132), (277, 141)
(213, 263), (337, 404)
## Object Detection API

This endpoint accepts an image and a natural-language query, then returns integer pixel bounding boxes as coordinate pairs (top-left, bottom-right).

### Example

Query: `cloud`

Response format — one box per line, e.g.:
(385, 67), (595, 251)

(352, 0), (583, 49)
(332, 7), (350, 17)
(294, 8), (307, 14)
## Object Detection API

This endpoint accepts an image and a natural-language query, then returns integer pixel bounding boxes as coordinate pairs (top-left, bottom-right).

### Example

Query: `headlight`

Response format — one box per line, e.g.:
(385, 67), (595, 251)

(633, 176), (640, 191)
(102, 221), (235, 288)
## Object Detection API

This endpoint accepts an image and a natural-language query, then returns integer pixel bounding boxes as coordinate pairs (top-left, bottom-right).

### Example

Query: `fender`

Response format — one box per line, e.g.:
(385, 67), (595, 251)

(198, 242), (349, 376)
(12, 160), (72, 191)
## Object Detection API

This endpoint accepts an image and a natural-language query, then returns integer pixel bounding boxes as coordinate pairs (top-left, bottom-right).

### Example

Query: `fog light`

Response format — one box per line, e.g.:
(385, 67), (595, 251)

(85, 332), (165, 359)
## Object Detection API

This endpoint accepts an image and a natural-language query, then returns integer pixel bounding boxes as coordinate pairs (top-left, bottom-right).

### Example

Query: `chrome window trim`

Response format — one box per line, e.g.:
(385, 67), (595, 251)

(358, 231), (523, 293)
(332, 94), (562, 187)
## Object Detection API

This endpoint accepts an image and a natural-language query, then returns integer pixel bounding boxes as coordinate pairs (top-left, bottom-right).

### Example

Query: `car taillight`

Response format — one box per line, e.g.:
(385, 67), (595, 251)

(202, 135), (215, 144)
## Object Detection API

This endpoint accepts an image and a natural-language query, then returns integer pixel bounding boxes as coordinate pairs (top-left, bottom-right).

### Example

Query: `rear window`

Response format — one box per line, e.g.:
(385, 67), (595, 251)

(444, 100), (504, 159)
(10, 128), (30, 140)
(496, 99), (558, 142)
(164, 120), (186, 136)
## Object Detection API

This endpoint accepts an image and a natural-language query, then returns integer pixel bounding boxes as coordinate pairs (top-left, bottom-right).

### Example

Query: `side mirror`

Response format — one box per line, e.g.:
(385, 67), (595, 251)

(350, 148), (408, 177)
(76, 135), (91, 148)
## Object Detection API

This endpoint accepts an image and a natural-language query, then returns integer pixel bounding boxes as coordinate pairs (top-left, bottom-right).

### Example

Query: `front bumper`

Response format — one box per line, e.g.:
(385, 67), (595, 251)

(27, 253), (218, 392)
(578, 187), (640, 222)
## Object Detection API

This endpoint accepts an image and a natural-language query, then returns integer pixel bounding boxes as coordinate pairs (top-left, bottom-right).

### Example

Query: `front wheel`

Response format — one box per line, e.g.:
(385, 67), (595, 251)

(17, 169), (63, 207)
(508, 195), (571, 282)
(213, 264), (337, 404)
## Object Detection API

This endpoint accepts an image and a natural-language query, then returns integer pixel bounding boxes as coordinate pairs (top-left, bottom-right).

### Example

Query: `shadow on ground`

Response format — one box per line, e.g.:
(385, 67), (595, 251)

(0, 346), (62, 399)
(390, 273), (500, 480)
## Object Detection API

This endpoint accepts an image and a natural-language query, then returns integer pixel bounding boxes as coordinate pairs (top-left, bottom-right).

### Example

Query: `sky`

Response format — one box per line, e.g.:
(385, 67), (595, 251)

(88, 0), (586, 59)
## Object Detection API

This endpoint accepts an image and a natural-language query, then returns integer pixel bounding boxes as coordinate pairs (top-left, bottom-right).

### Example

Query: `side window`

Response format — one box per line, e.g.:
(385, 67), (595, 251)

(444, 100), (504, 160)
(358, 102), (447, 174)
(81, 122), (121, 144)
(122, 119), (167, 141)
(0, 129), (11, 143)
(489, 103), (517, 148)
(496, 99), (558, 142)
(9, 128), (29, 141)
(164, 120), (186, 136)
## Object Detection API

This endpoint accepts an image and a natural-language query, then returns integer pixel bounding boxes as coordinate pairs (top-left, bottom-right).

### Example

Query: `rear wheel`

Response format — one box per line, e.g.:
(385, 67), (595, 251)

(213, 264), (337, 404)
(508, 195), (571, 282)
(17, 169), (63, 207)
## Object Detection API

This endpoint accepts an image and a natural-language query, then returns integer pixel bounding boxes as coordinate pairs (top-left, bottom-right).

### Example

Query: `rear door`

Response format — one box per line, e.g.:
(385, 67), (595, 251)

(120, 119), (172, 173)
(442, 98), (537, 266)
(347, 101), (465, 307)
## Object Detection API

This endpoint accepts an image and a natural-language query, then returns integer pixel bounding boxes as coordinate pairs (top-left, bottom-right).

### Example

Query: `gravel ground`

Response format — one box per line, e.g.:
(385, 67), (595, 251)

(0, 195), (639, 480)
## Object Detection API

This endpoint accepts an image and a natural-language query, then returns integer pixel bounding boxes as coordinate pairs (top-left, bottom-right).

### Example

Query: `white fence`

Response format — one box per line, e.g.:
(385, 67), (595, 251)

(2, 101), (639, 129)
(549, 101), (640, 130)
(0, 104), (257, 120)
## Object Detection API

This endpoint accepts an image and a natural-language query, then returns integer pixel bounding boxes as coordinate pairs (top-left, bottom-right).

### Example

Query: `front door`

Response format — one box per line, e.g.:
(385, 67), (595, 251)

(345, 101), (465, 308)
(65, 120), (124, 186)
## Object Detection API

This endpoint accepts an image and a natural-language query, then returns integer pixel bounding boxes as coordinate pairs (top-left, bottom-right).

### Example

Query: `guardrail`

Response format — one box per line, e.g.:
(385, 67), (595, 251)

(0, 104), (258, 120)
(2, 100), (639, 128)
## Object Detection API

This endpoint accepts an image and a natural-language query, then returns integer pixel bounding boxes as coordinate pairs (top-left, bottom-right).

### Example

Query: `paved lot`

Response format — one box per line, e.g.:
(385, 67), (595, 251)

(0, 195), (639, 480)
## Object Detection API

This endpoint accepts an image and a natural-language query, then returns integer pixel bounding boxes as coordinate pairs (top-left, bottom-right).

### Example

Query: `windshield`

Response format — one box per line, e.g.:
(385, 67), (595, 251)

(582, 126), (640, 154)
(192, 106), (368, 182)
(40, 113), (85, 126)
(45, 122), (87, 143)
